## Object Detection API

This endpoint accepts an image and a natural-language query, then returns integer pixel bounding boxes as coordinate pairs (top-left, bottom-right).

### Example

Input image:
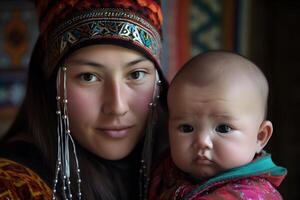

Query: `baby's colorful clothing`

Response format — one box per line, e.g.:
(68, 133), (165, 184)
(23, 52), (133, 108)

(149, 151), (287, 200)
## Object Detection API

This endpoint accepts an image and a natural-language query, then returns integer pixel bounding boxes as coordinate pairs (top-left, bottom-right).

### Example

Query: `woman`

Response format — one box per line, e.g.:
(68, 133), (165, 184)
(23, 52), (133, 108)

(0, 0), (168, 199)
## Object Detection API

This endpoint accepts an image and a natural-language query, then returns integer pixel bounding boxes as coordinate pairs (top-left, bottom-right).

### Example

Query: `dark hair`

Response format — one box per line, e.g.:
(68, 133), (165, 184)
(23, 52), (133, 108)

(3, 36), (168, 199)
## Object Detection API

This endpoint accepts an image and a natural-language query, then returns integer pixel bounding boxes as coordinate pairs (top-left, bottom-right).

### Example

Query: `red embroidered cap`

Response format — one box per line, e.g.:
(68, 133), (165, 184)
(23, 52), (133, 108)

(34, 0), (163, 78)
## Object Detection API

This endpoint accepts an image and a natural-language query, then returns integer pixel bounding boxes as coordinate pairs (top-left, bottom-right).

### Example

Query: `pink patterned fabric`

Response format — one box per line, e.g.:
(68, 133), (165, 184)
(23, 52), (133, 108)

(149, 153), (286, 200)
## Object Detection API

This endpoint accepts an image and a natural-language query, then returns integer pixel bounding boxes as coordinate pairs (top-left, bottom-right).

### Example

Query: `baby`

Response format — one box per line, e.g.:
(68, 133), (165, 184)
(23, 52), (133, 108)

(149, 51), (287, 199)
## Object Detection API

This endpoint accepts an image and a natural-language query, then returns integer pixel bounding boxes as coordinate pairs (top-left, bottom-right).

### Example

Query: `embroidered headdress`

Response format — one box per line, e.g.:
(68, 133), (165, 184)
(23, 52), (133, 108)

(34, 1), (165, 199)
(36, 0), (163, 78)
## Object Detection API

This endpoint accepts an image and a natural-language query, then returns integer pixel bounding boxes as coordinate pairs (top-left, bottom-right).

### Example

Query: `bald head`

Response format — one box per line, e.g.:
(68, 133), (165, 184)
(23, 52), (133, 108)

(169, 51), (269, 119)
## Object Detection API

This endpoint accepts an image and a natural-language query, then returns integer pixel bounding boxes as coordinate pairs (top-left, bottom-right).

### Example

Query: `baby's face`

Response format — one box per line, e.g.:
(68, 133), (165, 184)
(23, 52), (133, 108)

(168, 79), (264, 179)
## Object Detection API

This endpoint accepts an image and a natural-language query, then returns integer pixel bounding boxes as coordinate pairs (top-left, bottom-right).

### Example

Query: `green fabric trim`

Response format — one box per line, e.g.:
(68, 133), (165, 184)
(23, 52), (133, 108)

(184, 153), (287, 199)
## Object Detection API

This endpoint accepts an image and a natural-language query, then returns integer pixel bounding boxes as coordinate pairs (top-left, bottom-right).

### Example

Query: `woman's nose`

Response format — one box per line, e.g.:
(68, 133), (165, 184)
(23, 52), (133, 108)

(101, 80), (129, 116)
(193, 131), (213, 150)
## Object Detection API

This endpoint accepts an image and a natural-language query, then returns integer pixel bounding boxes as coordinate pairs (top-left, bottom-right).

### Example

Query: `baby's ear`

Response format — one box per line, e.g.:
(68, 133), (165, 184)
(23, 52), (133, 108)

(256, 120), (273, 153)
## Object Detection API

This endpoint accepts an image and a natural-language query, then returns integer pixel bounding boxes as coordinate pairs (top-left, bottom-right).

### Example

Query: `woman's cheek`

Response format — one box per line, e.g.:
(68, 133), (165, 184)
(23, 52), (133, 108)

(132, 87), (154, 116)
(67, 86), (99, 124)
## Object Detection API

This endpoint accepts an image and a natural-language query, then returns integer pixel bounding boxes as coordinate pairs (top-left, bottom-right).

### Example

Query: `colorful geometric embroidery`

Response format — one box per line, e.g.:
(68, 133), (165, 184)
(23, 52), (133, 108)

(0, 1), (38, 69)
(164, 0), (223, 81)
(0, 158), (52, 200)
(46, 8), (162, 77)
(190, 0), (222, 54)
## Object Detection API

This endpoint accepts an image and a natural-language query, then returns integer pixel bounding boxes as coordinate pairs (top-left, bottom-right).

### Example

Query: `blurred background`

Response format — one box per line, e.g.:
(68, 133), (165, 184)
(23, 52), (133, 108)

(0, 0), (299, 198)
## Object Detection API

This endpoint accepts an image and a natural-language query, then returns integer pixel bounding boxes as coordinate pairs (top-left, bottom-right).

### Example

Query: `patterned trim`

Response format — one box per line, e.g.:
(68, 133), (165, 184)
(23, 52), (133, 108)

(46, 8), (162, 75)
(0, 158), (52, 199)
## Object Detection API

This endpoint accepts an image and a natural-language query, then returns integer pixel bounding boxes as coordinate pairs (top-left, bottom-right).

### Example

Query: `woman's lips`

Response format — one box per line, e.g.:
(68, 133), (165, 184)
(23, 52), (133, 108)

(97, 126), (133, 138)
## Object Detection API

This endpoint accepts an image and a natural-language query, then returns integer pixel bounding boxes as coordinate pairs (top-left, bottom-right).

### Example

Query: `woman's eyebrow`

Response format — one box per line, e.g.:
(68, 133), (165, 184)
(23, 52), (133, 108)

(66, 58), (149, 68)
(66, 59), (105, 68)
(125, 58), (148, 67)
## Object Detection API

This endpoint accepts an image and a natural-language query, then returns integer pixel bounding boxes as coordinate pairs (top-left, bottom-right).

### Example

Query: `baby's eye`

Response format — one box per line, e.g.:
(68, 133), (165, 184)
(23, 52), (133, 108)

(80, 73), (98, 82)
(215, 124), (232, 134)
(178, 124), (194, 133)
(129, 71), (146, 80)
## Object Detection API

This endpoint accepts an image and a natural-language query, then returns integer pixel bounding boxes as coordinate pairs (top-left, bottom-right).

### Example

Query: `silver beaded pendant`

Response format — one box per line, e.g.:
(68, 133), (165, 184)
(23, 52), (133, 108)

(52, 66), (82, 200)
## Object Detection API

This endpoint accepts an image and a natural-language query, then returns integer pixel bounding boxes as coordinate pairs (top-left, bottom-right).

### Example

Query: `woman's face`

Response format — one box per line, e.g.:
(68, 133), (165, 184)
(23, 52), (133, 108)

(64, 45), (156, 160)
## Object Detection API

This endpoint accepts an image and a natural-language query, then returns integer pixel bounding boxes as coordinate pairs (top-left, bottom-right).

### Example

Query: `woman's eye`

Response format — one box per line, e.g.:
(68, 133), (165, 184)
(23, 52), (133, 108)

(215, 124), (232, 134)
(178, 124), (194, 133)
(129, 71), (146, 80)
(80, 73), (98, 82)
